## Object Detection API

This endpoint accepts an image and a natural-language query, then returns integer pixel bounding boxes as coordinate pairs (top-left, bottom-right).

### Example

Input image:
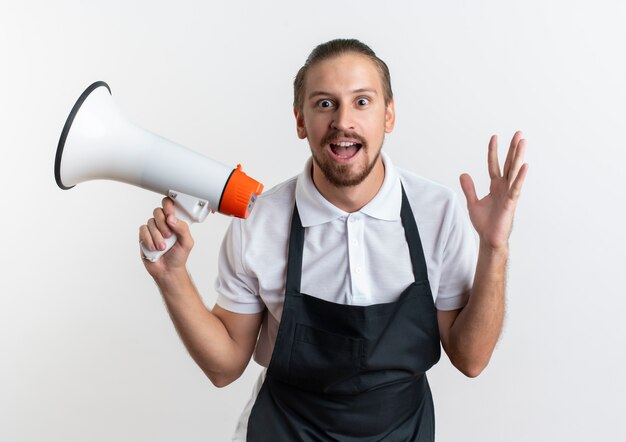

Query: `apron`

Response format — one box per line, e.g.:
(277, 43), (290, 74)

(247, 186), (441, 441)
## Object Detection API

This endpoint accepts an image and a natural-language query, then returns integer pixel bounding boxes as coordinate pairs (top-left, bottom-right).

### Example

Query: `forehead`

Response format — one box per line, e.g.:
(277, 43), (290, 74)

(304, 52), (383, 97)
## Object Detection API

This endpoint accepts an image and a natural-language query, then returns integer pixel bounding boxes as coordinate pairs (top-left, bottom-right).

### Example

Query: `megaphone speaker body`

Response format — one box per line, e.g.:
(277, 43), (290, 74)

(56, 81), (263, 261)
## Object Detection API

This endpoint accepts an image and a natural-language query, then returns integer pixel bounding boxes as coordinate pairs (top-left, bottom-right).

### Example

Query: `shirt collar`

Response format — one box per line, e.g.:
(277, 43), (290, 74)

(295, 151), (402, 227)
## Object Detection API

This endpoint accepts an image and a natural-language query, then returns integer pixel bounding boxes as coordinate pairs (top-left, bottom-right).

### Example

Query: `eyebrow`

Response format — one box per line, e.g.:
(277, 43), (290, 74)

(307, 88), (378, 100)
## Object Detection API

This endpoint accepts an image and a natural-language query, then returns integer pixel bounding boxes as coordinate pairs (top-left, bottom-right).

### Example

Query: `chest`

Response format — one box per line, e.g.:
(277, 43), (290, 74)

(245, 215), (440, 309)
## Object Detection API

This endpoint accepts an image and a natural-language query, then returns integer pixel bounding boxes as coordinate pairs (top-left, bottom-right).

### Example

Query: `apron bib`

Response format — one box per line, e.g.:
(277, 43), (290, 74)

(247, 186), (441, 441)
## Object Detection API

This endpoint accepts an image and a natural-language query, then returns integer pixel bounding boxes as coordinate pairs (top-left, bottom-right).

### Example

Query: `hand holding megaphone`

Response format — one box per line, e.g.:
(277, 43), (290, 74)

(140, 196), (196, 269)
(55, 82), (263, 261)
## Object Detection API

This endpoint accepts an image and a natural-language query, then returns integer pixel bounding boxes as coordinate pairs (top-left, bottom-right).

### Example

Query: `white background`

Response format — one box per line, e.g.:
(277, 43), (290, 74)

(2, 1), (625, 441)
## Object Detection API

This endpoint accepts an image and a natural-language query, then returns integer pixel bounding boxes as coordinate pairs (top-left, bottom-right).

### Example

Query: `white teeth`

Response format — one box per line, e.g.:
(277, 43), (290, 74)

(334, 141), (357, 147)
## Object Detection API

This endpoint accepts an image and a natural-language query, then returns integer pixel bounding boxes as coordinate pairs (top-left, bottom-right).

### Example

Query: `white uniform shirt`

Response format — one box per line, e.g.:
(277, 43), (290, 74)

(215, 152), (477, 439)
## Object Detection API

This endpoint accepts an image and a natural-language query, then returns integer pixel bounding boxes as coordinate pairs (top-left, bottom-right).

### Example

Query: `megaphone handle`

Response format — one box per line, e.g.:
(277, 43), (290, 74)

(140, 207), (194, 262)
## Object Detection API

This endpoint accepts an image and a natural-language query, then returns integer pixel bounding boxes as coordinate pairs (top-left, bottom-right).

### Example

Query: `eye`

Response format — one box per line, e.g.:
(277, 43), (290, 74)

(357, 97), (370, 106)
(317, 99), (334, 108)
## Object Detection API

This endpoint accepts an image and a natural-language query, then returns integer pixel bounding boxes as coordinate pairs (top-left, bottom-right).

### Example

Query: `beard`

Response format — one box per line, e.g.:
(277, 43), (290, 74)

(311, 131), (383, 187)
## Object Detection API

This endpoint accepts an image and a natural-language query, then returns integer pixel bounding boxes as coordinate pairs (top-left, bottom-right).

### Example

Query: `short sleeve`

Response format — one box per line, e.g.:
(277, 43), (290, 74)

(435, 194), (477, 311)
(214, 219), (266, 314)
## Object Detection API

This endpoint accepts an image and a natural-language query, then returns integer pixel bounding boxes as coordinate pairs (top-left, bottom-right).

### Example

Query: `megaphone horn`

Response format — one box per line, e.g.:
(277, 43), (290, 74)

(55, 81), (264, 262)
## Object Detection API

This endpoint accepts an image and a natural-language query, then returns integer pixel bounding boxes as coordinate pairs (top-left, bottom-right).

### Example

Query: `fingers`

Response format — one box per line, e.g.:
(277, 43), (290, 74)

(139, 218), (165, 253)
(487, 135), (501, 179)
(162, 196), (176, 217)
(460, 173), (478, 206)
(509, 161), (529, 200)
(153, 206), (173, 240)
(139, 199), (176, 254)
(164, 212), (195, 252)
(139, 224), (156, 252)
(508, 138), (526, 187)
(503, 130), (523, 180)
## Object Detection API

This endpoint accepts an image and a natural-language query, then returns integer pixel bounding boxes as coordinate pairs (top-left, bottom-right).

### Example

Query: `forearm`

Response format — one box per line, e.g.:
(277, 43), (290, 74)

(154, 270), (247, 387)
(447, 241), (508, 377)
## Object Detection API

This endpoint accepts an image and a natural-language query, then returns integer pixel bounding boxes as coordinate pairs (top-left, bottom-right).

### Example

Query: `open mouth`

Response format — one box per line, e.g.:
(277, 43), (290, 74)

(329, 141), (363, 160)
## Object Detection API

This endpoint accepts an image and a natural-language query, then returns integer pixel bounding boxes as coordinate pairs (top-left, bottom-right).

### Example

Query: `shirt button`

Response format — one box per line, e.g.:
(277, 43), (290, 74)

(352, 239), (359, 246)
(355, 266), (362, 274)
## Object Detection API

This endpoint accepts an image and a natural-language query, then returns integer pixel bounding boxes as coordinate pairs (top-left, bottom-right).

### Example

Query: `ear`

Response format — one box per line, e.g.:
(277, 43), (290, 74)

(294, 107), (307, 139)
(384, 98), (396, 133)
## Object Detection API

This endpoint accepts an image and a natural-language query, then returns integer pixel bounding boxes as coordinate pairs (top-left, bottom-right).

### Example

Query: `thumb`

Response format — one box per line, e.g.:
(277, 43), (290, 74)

(166, 215), (194, 249)
(459, 173), (478, 206)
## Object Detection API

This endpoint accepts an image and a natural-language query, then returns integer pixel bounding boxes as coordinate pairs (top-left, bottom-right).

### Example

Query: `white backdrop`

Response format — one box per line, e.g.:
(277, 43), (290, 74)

(2, 1), (625, 441)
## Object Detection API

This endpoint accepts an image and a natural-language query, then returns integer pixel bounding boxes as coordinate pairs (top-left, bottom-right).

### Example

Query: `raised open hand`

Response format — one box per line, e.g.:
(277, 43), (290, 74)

(460, 131), (529, 250)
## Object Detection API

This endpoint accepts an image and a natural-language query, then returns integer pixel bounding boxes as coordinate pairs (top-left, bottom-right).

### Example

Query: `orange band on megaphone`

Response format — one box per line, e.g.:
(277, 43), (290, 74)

(219, 164), (264, 219)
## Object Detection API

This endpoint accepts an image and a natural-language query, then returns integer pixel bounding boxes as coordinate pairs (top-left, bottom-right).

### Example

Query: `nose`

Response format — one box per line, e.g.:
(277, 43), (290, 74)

(331, 105), (355, 132)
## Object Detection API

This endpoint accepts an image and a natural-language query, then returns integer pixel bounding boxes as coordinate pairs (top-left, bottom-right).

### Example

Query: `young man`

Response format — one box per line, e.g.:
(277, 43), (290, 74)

(139, 39), (528, 441)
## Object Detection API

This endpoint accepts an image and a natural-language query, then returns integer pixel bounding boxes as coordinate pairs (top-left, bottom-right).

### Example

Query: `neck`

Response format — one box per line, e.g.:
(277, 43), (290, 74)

(312, 157), (385, 213)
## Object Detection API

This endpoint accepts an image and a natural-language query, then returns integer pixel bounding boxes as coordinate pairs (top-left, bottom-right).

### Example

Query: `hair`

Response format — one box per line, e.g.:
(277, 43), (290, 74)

(293, 39), (393, 111)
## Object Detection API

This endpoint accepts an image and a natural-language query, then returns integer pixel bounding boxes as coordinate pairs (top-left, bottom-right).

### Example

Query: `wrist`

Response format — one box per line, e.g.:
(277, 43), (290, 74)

(153, 267), (192, 291)
(478, 240), (509, 260)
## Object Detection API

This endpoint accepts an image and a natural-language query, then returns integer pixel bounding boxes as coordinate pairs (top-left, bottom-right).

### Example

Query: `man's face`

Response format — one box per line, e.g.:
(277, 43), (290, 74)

(295, 52), (395, 188)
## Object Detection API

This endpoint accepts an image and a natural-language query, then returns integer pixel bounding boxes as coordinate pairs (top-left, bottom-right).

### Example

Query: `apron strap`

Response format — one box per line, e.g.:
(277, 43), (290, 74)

(285, 204), (305, 294)
(400, 185), (429, 283)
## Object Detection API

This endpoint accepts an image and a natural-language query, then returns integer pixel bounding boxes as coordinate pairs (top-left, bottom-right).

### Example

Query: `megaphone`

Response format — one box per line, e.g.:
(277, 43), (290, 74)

(55, 81), (264, 262)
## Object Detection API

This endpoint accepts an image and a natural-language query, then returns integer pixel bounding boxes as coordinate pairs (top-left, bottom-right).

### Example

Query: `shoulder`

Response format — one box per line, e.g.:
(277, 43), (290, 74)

(255, 175), (298, 209)
(396, 167), (459, 212)
(231, 175), (297, 239)
(223, 176), (296, 281)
